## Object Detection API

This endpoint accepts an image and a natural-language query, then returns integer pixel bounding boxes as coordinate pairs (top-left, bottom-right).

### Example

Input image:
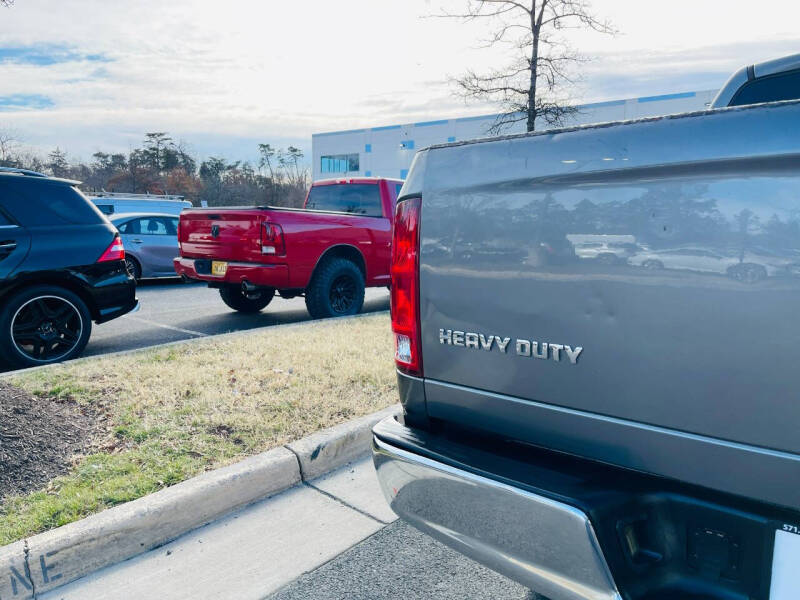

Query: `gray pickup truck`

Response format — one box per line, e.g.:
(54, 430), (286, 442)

(373, 55), (800, 600)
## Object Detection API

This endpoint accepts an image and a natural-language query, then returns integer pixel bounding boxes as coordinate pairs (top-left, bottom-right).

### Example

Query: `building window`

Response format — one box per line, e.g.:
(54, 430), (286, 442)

(447, 136), (456, 143)
(321, 153), (360, 173)
(400, 169), (409, 179)
(365, 170), (372, 176)
(365, 144), (372, 153)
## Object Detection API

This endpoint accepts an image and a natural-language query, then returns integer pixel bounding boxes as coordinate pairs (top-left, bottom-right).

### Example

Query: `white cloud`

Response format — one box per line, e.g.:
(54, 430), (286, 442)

(0, 0), (798, 162)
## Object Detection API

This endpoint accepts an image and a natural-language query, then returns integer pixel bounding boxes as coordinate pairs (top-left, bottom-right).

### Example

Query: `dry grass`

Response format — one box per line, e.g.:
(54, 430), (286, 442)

(0, 313), (395, 545)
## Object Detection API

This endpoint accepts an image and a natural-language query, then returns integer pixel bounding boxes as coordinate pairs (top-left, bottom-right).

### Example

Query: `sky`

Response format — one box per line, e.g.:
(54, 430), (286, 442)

(0, 0), (798, 166)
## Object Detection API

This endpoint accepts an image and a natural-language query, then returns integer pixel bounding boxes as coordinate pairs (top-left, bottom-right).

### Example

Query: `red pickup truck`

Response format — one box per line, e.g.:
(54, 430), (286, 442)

(174, 177), (404, 318)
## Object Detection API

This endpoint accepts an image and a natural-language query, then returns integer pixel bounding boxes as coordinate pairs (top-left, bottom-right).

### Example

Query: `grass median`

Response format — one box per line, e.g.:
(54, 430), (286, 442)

(0, 313), (394, 546)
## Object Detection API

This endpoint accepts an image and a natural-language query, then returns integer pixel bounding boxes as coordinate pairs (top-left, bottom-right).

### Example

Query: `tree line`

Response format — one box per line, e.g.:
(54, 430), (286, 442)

(0, 131), (310, 208)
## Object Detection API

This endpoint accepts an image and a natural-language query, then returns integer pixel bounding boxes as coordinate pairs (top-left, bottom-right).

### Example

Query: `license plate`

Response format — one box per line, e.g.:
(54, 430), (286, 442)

(771, 527), (800, 599)
(211, 261), (228, 276)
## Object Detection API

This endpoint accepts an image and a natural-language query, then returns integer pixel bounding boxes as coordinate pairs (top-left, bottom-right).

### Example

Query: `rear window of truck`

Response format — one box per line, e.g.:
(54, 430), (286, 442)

(305, 183), (383, 217)
(0, 179), (106, 227)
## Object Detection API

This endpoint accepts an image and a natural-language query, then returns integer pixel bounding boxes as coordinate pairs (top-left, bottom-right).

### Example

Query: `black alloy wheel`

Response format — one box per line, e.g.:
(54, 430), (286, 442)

(125, 256), (142, 280)
(329, 274), (357, 314)
(11, 295), (85, 363)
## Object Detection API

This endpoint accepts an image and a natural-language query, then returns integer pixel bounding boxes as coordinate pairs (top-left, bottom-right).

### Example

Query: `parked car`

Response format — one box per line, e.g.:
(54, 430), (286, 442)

(372, 64), (800, 600)
(174, 177), (404, 318)
(88, 192), (192, 216)
(629, 246), (800, 282)
(566, 233), (638, 264)
(0, 168), (137, 368)
(111, 213), (180, 280)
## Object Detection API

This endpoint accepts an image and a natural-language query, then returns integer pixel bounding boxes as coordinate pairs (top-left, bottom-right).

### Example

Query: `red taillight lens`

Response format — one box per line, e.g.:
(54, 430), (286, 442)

(97, 234), (125, 262)
(262, 222), (285, 255)
(391, 196), (422, 376)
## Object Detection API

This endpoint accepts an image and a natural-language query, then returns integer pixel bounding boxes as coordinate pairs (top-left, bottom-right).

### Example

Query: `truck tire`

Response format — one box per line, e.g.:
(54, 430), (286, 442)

(305, 258), (365, 319)
(0, 285), (93, 368)
(219, 284), (274, 313)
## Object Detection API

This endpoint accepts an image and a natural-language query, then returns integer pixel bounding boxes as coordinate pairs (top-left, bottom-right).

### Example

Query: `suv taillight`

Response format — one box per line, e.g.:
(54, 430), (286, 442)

(97, 234), (125, 262)
(262, 222), (285, 255)
(391, 196), (422, 376)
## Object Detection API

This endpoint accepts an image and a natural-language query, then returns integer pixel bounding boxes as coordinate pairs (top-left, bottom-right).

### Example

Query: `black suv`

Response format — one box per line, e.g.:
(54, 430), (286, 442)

(0, 168), (137, 368)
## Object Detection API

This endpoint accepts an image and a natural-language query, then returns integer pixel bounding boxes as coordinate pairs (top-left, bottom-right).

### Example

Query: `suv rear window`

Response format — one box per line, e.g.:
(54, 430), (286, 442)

(0, 179), (106, 227)
(305, 183), (383, 216)
(729, 69), (800, 106)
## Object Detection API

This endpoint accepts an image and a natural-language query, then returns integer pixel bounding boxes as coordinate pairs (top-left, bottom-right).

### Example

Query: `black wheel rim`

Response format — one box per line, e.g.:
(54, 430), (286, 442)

(125, 258), (138, 278)
(11, 296), (83, 362)
(329, 275), (356, 314)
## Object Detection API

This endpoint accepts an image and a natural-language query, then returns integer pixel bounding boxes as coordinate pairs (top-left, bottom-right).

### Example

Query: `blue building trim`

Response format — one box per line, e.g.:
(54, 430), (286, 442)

(314, 128), (367, 138)
(400, 169), (409, 179)
(365, 143), (372, 153)
(371, 124), (402, 132)
(637, 91), (696, 103)
(580, 99), (626, 109)
(314, 90), (709, 139)
(455, 112), (509, 123)
(447, 136), (456, 143)
(415, 119), (449, 127)
(400, 140), (415, 150)
(365, 170), (372, 176)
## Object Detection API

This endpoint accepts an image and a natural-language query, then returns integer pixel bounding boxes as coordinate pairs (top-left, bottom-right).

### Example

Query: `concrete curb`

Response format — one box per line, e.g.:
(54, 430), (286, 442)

(0, 404), (401, 599)
(286, 404), (401, 481)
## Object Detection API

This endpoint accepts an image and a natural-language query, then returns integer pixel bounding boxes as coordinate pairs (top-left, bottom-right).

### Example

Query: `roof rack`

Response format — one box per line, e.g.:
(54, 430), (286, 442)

(87, 191), (186, 201)
(0, 167), (48, 178)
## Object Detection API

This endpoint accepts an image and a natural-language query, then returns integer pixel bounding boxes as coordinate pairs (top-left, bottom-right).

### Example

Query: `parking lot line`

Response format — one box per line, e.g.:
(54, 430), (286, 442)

(123, 315), (207, 337)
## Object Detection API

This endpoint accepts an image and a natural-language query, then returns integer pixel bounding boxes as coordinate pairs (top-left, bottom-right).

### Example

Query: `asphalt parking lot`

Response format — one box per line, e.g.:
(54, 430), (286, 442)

(2, 280), (390, 371)
(271, 520), (536, 600)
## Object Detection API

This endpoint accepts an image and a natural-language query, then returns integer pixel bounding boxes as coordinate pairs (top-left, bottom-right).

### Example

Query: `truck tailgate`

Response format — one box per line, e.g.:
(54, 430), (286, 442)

(179, 209), (264, 262)
(413, 103), (800, 506)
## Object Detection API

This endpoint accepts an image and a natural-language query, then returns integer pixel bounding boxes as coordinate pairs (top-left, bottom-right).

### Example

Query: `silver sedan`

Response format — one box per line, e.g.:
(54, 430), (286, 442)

(110, 212), (180, 280)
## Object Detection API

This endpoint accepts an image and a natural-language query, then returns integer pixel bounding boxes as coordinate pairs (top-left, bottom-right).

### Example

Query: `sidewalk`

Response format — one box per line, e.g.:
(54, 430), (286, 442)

(40, 457), (396, 600)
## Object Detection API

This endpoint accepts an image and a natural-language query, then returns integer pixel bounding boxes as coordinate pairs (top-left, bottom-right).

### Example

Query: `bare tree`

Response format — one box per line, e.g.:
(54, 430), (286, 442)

(439, 0), (614, 133)
(0, 1), (13, 7)
(286, 146), (304, 184)
(0, 128), (21, 165)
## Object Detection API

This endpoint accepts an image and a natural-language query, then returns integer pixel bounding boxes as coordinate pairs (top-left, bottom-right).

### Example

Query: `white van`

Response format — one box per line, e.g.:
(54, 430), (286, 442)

(88, 193), (193, 216)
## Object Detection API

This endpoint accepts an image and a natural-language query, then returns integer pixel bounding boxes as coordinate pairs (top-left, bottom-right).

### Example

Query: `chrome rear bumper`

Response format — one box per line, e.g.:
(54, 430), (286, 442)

(372, 426), (621, 600)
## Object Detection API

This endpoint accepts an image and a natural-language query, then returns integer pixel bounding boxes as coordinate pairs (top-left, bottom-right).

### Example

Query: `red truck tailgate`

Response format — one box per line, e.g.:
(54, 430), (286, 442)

(179, 209), (265, 262)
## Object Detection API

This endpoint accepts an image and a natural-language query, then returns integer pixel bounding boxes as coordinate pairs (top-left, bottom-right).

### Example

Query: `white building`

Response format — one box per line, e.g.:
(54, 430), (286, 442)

(312, 90), (717, 181)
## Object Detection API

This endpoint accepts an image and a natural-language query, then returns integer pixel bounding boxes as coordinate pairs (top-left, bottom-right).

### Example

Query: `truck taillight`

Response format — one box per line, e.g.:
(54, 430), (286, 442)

(391, 196), (422, 376)
(97, 234), (125, 262)
(262, 222), (285, 255)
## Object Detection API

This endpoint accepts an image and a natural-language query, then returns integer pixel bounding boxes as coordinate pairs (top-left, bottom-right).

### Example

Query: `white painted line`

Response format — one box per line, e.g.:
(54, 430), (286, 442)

(123, 316), (207, 337)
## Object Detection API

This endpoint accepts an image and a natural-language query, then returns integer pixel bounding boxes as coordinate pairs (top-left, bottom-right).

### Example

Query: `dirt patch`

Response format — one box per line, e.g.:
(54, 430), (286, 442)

(0, 381), (99, 500)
